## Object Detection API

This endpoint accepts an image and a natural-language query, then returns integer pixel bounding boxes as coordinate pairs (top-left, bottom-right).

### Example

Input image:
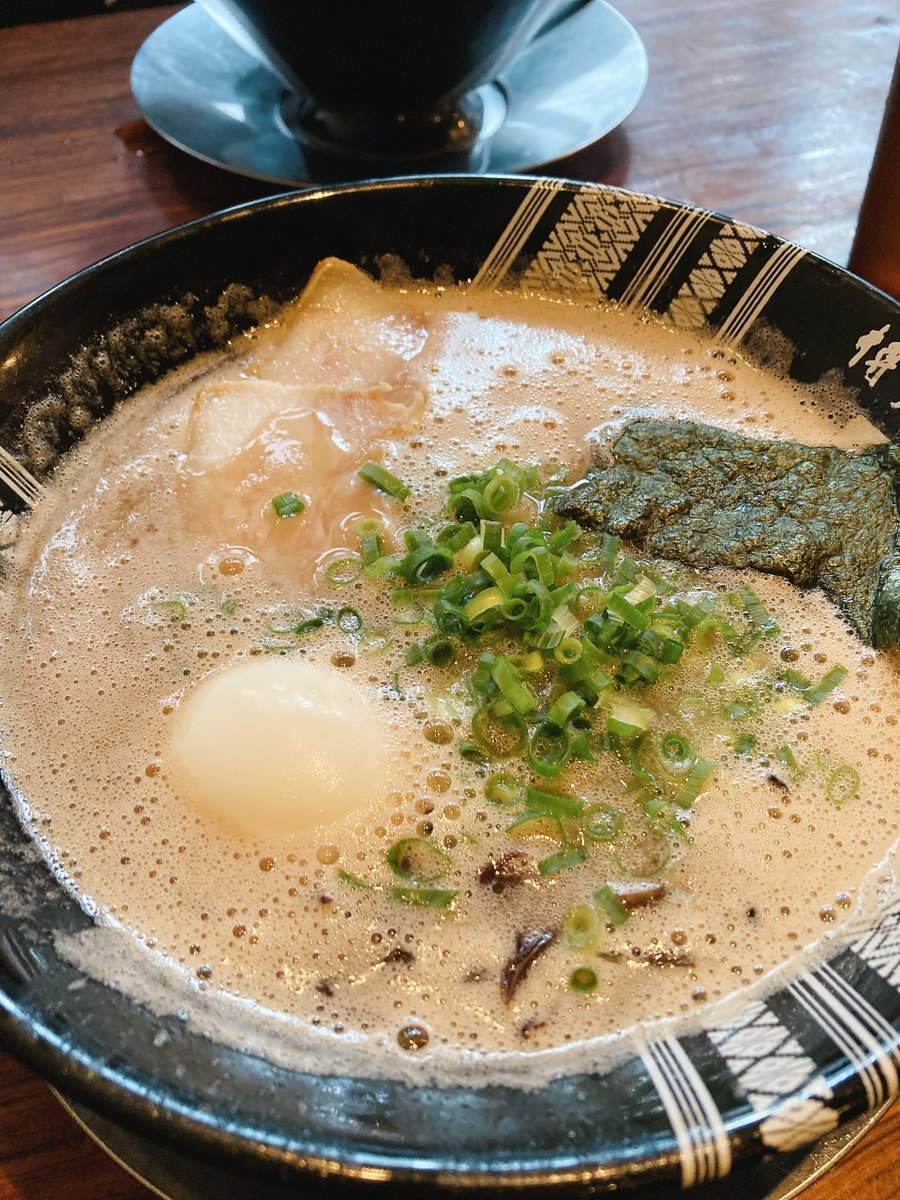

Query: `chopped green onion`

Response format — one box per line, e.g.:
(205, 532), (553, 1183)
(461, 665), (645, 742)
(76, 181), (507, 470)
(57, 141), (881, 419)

(777, 745), (799, 771)
(538, 846), (587, 876)
(337, 869), (374, 890)
(453, 534), (484, 571)
(386, 837), (452, 883)
(826, 764), (860, 807)
(525, 785), (584, 819)
(642, 794), (667, 820)
(271, 491), (305, 518)
(324, 555), (364, 584)
(605, 592), (650, 631)
(617, 649), (662, 685)
(482, 473), (521, 516)
(391, 886), (458, 909)
(364, 555), (399, 580)
(471, 705), (528, 759)
(295, 616), (326, 636)
(569, 966), (599, 994)
(554, 637), (583, 665)
(358, 461), (410, 501)
(422, 636), (455, 668)
(546, 691), (585, 729)
(458, 740), (487, 762)
(781, 668), (812, 693)
(606, 699), (654, 739)
(781, 664), (848, 705)
(563, 904), (599, 950)
(583, 803), (623, 842)
(480, 519), (504, 553)
(510, 545), (555, 586)
(597, 532), (620, 573)
(436, 521), (477, 552)
(464, 586), (506, 621)
(392, 587), (440, 610)
(484, 771), (521, 807)
(528, 723), (573, 778)
(625, 574), (657, 606)
(659, 732), (693, 771)
(734, 732), (757, 756)
(490, 656), (538, 715)
(155, 598), (187, 623)
(359, 529), (384, 566)
(805, 665), (848, 705)
(510, 650), (544, 674)
(594, 883), (630, 926)
(336, 606), (363, 634)
(353, 516), (383, 537)
(480, 551), (516, 596)
(673, 759), (717, 808)
(735, 585), (779, 634)
(726, 689), (760, 721)
(397, 542), (454, 584)
(506, 811), (565, 841)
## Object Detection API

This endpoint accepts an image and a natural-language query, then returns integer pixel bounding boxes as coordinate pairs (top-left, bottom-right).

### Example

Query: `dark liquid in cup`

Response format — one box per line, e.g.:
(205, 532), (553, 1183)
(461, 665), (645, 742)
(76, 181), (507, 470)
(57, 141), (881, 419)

(238, 0), (549, 112)
(225, 0), (555, 165)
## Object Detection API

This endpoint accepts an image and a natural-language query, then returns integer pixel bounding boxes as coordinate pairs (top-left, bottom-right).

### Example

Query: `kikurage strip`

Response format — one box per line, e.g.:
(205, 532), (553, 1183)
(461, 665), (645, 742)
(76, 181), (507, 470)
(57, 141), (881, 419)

(499, 927), (557, 1003)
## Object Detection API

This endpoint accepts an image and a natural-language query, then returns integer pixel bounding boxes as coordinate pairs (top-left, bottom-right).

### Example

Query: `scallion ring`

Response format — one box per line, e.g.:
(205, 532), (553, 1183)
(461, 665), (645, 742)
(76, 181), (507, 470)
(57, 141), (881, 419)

(826, 764), (860, 807)
(528, 722), (573, 778)
(271, 491), (305, 518)
(537, 846), (587, 876)
(594, 883), (629, 926)
(471, 704), (528, 759)
(336, 606), (363, 634)
(358, 461), (410, 501)
(562, 904), (599, 950)
(569, 966), (599, 994)
(583, 803), (623, 843)
(391, 886), (458, 909)
(323, 555), (363, 585)
(386, 837), (453, 883)
(484, 771), (521, 806)
(422, 637), (455, 668)
(659, 732), (694, 772)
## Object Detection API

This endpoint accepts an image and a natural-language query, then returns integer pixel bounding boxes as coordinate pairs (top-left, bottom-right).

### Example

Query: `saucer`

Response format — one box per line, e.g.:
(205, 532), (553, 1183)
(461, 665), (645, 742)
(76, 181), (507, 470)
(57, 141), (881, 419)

(130, 1), (648, 184)
(57, 1089), (892, 1200)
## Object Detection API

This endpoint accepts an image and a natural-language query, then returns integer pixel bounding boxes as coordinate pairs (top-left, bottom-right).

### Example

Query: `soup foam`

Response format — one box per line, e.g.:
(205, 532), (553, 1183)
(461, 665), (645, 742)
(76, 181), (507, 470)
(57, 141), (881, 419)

(2, 275), (900, 1087)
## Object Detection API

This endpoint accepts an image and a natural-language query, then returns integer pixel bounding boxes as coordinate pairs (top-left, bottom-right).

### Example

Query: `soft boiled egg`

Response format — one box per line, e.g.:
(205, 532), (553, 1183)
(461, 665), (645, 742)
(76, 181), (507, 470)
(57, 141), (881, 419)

(170, 657), (388, 835)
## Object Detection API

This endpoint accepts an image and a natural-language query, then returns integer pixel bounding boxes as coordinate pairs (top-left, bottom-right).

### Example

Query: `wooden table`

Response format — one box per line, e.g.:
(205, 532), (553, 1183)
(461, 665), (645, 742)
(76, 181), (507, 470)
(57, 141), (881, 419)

(1, 2), (899, 1197)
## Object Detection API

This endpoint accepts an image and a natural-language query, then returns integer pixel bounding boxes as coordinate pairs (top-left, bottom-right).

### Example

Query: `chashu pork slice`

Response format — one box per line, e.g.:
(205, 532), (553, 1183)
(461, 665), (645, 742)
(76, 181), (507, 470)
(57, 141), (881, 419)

(179, 259), (431, 571)
(245, 256), (429, 396)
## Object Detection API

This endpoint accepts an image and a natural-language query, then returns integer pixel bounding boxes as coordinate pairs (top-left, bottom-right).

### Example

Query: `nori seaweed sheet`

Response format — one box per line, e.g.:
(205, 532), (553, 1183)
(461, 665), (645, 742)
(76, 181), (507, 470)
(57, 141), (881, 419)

(552, 419), (900, 648)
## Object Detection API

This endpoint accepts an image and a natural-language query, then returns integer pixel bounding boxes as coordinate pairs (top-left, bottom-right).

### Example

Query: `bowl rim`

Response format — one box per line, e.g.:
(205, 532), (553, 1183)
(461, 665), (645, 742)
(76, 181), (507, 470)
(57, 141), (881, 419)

(2, 173), (900, 1193)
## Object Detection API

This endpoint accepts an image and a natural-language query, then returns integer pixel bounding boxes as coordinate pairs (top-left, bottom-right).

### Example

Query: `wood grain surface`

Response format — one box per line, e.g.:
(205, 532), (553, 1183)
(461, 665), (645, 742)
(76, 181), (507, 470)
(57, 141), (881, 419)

(1, 3), (899, 1198)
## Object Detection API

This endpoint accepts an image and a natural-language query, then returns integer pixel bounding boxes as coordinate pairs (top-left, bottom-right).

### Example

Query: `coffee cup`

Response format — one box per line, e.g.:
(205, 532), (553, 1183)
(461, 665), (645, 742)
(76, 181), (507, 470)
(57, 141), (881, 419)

(197, 0), (563, 171)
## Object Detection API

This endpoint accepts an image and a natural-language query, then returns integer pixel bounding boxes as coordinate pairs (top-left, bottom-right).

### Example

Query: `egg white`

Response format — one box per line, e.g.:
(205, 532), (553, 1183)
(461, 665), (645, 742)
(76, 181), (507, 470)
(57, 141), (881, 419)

(169, 656), (388, 835)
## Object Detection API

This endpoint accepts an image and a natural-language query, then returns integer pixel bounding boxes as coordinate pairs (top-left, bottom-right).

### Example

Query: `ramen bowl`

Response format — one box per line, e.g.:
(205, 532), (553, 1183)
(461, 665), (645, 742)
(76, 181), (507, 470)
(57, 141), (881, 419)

(1, 176), (899, 1196)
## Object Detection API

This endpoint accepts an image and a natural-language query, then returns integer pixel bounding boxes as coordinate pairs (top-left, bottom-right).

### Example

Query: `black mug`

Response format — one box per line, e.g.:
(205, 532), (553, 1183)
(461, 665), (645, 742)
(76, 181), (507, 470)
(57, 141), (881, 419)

(198, 0), (562, 168)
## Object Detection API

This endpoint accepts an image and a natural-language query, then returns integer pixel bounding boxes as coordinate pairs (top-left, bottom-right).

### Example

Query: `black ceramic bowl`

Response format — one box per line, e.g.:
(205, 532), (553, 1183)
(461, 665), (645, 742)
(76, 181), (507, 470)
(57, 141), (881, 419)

(1, 177), (900, 1196)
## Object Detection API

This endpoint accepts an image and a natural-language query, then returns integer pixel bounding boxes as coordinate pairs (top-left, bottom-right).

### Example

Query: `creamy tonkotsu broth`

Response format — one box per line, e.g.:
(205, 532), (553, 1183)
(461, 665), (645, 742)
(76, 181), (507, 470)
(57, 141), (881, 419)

(3, 259), (900, 1081)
